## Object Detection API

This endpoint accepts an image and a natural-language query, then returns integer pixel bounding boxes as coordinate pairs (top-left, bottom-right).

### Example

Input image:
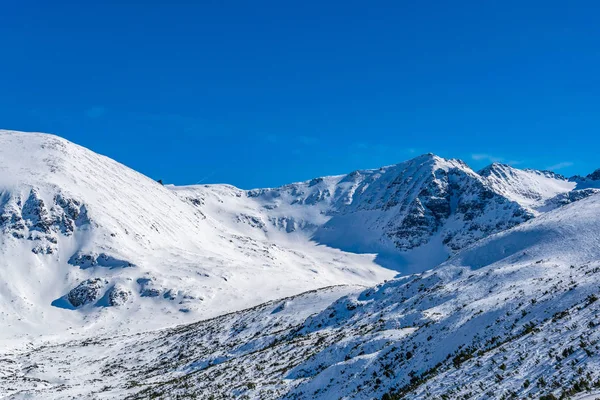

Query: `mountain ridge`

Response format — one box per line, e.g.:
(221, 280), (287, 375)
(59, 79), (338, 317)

(2, 129), (600, 399)
(1, 129), (599, 342)
(3, 191), (600, 399)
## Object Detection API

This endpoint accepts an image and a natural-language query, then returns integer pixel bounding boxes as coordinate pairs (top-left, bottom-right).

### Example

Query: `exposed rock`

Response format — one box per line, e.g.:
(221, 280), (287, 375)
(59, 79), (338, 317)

(0, 189), (90, 256)
(140, 288), (160, 298)
(108, 285), (132, 306)
(589, 168), (600, 181)
(543, 188), (600, 209)
(31, 244), (54, 255)
(138, 277), (160, 298)
(21, 189), (52, 233)
(236, 213), (266, 230)
(69, 252), (135, 269)
(67, 278), (108, 307)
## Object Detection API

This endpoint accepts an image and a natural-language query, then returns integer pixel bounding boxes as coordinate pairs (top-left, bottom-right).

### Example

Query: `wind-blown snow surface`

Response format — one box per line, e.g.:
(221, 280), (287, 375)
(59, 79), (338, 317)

(3, 193), (600, 399)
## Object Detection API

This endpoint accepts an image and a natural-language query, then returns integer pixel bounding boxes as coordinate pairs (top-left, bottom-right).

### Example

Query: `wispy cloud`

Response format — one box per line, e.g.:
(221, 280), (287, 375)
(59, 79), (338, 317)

(471, 153), (522, 166)
(546, 161), (574, 171)
(471, 153), (504, 163)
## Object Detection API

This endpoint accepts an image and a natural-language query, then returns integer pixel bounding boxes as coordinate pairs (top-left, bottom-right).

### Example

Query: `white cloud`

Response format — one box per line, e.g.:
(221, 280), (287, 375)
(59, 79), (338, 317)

(471, 153), (504, 163)
(471, 153), (522, 166)
(546, 161), (574, 171)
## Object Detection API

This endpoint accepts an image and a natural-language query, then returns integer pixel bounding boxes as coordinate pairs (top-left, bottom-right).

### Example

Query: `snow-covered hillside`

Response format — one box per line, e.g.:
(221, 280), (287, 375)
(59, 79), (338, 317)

(3, 192), (600, 399)
(0, 130), (391, 341)
(479, 163), (574, 211)
(2, 129), (600, 399)
(183, 155), (536, 272)
(479, 162), (600, 213)
(1, 129), (598, 343)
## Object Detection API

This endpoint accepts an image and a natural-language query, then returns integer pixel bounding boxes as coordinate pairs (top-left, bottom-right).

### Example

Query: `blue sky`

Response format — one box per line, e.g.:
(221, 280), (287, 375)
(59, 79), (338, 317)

(1, 1), (599, 188)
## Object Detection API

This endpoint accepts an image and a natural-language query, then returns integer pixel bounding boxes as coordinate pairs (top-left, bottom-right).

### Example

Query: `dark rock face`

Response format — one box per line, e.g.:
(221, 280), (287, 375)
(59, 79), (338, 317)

(21, 190), (52, 233)
(53, 194), (87, 234)
(244, 156), (538, 259)
(141, 288), (160, 298)
(544, 188), (600, 209)
(67, 278), (108, 307)
(0, 188), (91, 255)
(108, 285), (131, 306)
(569, 169), (600, 187)
(386, 167), (532, 251)
(68, 252), (135, 269)
(138, 277), (160, 298)
(163, 290), (177, 300)
(387, 169), (453, 249)
(316, 161), (533, 254)
(587, 169), (600, 181)
(236, 213), (266, 230)
(32, 244), (54, 254)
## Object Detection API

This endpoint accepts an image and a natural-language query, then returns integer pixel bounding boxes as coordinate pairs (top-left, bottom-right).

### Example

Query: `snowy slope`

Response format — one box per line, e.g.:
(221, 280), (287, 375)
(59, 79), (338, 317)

(479, 163), (575, 211)
(0, 130), (393, 342)
(1, 129), (599, 345)
(479, 162), (600, 214)
(4, 192), (600, 399)
(182, 155), (536, 272)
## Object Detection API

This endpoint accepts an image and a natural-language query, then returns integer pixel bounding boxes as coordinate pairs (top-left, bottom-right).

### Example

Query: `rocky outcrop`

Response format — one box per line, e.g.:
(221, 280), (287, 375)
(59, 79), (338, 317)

(68, 252), (135, 269)
(543, 188), (600, 209)
(138, 277), (161, 298)
(571, 169), (600, 190)
(108, 285), (132, 306)
(67, 278), (108, 307)
(0, 188), (90, 255)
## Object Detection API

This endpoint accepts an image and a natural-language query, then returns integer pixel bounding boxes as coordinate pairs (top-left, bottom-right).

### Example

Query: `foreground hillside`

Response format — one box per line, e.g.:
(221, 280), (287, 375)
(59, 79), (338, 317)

(2, 177), (600, 399)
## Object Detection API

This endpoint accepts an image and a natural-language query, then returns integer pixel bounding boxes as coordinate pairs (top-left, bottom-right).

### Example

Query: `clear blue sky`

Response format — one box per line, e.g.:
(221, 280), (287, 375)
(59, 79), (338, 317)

(1, 1), (599, 188)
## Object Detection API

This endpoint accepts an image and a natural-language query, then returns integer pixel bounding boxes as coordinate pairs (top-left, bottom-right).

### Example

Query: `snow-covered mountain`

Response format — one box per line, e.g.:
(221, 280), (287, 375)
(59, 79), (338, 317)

(479, 163), (574, 211)
(480, 162), (600, 213)
(3, 190), (600, 399)
(0, 130), (391, 341)
(2, 129), (600, 399)
(186, 155), (600, 273)
(185, 155), (537, 273)
(1, 129), (598, 341)
(571, 168), (600, 190)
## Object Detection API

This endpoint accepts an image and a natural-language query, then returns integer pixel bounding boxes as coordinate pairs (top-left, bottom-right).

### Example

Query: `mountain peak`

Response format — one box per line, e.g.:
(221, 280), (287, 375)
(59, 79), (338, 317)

(394, 153), (470, 174)
(478, 162), (516, 177)
(587, 168), (600, 181)
(478, 162), (576, 211)
(479, 162), (567, 181)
